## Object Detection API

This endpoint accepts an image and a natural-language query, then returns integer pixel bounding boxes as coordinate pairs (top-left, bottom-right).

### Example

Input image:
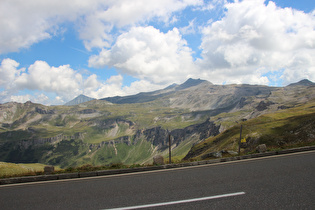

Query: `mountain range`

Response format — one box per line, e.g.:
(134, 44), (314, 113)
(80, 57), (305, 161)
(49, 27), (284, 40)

(0, 78), (314, 168)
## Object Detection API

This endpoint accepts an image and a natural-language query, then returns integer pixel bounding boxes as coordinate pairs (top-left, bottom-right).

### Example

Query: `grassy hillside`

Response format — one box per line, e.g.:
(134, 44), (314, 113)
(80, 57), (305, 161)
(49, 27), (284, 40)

(184, 100), (315, 160)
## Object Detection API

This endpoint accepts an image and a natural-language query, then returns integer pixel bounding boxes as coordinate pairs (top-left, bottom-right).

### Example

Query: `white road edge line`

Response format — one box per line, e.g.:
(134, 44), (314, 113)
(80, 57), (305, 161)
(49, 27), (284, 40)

(1, 150), (314, 188)
(105, 192), (245, 210)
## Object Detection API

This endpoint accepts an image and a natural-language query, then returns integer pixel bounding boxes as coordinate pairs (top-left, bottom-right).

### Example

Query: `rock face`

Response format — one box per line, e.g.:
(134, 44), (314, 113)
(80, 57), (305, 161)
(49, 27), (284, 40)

(94, 119), (220, 150)
(256, 144), (267, 153)
(256, 101), (274, 111)
(44, 165), (54, 174)
(153, 155), (164, 165)
(201, 151), (222, 159)
(137, 119), (220, 151)
(35, 107), (55, 114)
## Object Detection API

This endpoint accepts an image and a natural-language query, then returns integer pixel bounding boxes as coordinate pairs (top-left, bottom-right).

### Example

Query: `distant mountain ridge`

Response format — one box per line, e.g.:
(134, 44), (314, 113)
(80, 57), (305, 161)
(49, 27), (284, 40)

(287, 79), (315, 87)
(64, 94), (95, 106)
(101, 78), (210, 104)
(66, 79), (314, 106)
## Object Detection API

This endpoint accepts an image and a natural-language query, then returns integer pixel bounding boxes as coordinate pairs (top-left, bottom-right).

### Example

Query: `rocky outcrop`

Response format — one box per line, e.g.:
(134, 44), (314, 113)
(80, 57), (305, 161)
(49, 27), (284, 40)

(256, 144), (267, 153)
(77, 109), (97, 114)
(16, 132), (85, 149)
(171, 119), (220, 145)
(93, 136), (132, 149)
(91, 118), (135, 130)
(153, 155), (165, 165)
(88, 119), (220, 152)
(35, 107), (55, 115)
(256, 101), (275, 111)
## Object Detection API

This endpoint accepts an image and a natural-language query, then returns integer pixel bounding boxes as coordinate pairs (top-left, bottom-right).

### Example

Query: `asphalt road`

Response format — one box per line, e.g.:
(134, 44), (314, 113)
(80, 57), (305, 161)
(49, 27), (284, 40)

(0, 151), (314, 210)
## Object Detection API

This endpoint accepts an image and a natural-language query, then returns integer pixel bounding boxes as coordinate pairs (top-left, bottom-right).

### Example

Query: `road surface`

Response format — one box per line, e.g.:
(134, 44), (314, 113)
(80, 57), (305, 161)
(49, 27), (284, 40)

(0, 151), (314, 209)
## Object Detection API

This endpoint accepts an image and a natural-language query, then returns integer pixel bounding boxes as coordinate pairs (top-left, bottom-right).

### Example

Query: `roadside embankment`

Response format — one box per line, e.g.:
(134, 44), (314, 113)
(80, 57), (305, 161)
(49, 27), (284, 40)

(1, 145), (314, 186)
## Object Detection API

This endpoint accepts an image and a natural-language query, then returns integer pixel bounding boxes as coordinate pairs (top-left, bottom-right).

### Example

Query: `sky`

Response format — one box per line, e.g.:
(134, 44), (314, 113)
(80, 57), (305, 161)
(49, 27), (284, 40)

(0, 0), (314, 105)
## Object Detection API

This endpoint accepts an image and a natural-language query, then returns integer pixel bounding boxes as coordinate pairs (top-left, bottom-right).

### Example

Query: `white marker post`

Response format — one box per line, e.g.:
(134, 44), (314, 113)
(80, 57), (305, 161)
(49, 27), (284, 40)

(168, 133), (171, 164)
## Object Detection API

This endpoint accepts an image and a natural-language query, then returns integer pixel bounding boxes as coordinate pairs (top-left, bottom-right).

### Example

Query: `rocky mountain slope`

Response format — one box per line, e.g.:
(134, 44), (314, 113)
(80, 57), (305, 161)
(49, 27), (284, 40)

(184, 100), (315, 160)
(0, 79), (314, 168)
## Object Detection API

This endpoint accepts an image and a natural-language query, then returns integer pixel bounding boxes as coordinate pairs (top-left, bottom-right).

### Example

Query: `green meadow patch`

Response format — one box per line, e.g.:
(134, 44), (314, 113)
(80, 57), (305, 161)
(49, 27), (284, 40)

(0, 162), (46, 178)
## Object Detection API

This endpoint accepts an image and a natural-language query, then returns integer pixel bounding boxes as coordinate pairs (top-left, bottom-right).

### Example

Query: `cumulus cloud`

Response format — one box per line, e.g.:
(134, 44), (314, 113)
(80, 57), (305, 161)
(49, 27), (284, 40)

(0, 0), (201, 53)
(0, 0), (98, 53)
(89, 26), (197, 84)
(79, 0), (202, 50)
(14, 61), (83, 99)
(0, 58), (164, 104)
(0, 59), (87, 103)
(82, 74), (165, 100)
(0, 58), (25, 89)
(198, 0), (315, 85)
(123, 80), (165, 96)
(85, 75), (125, 99)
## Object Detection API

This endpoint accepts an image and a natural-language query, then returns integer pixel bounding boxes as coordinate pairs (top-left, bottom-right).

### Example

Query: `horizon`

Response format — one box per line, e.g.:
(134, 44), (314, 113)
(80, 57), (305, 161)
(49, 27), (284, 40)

(1, 0), (314, 105)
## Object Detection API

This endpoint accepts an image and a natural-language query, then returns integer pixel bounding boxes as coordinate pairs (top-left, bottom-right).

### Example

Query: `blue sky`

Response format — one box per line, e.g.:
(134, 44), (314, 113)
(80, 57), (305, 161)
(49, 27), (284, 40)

(0, 0), (314, 105)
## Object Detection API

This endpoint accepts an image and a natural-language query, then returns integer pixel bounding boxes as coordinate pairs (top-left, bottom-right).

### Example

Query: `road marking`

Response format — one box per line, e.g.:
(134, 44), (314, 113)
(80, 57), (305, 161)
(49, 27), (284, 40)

(105, 192), (245, 210)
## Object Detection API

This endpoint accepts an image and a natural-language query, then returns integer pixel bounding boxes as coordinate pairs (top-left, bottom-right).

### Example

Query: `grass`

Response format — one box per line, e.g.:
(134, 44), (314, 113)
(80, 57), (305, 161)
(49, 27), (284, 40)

(0, 161), (150, 179)
(0, 162), (61, 178)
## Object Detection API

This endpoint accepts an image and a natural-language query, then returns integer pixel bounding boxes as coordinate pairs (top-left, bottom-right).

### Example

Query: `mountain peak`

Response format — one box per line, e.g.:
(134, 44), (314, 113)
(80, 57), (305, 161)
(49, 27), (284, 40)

(288, 79), (315, 87)
(64, 94), (95, 106)
(176, 78), (210, 90)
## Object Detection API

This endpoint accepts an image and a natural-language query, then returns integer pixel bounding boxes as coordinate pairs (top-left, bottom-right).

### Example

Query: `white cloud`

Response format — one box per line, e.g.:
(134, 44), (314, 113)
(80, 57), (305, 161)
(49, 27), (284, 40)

(0, 0), (99, 53)
(4, 93), (56, 105)
(96, 0), (202, 27)
(0, 58), (168, 104)
(123, 80), (165, 96)
(194, 0), (226, 11)
(0, 59), (86, 104)
(80, 0), (203, 50)
(83, 74), (101, 93)
(179, 19), (196, 35)
(0, 58), (25, 89)
(9, 95), (32, 104)
(80, 73), (167, 100)
(89, 26), (198, 84)
(0, 0), (202, 53)
(84, 75), (124, 99)
(198, 0), (315, 85)
(15, 61), (83, 99)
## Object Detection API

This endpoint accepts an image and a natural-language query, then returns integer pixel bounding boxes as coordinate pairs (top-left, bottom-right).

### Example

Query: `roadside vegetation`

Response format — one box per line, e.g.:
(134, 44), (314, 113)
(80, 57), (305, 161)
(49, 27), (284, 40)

(185, 101), (315, 160)
(0, 162), (60, 178)
(0, 162), (149, 179)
